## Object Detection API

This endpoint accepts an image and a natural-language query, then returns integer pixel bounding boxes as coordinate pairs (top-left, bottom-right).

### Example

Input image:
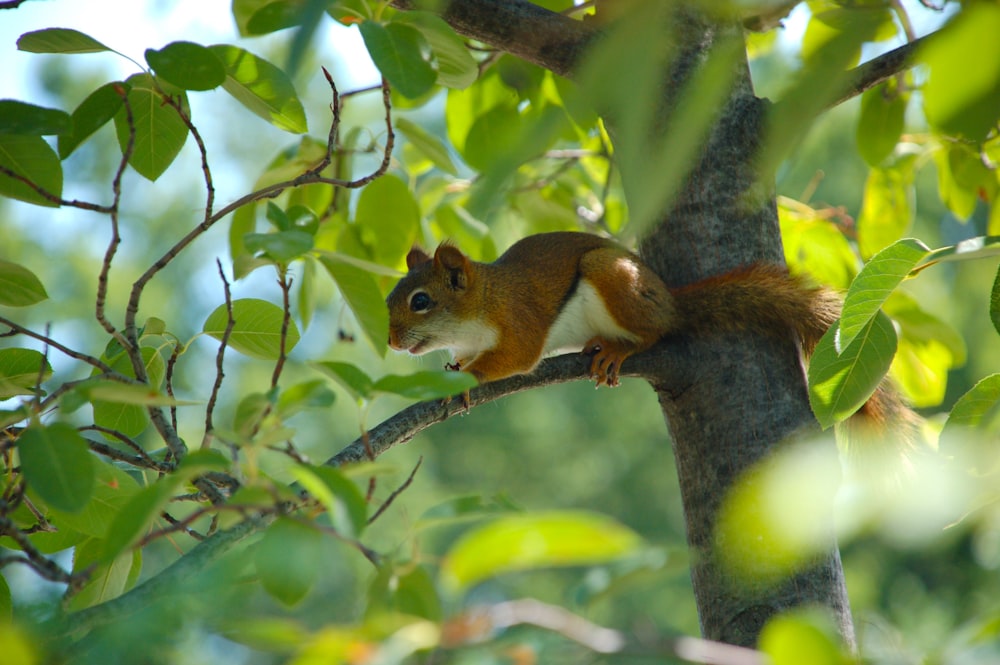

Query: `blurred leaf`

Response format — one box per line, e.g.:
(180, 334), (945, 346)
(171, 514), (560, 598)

(778, 198), (857, 289)
(255, 517), (324, 606)
(277, 379), (336, 418)
(84, 380), (197, 406)
(760, 611), (847, 665)
(211, 44), (308, 133)
(944, 374), (1000, 433)
(145, 41), (226, 91)
(441, 511), (643, 591)
(298, 254), (318, 330)
(59, 81), (128, 158)
(311, 361), (374, 402)
(0, 100), (71, 135)
(0, 622), (36, 665)
(244, 230), (314, 263)
(359, 21), (437, 99)
(291, 465), (367, 539)
(993, 264), (1000, 336)
(373, 371), (477, 401)
(368, 564), (442, 621)
(246, 0), (305, 34)
(417, 494), (520, 530)
(932, 144), (979, 221)
(101, 480), (176, 561)
(17, 27), (112, 54)
(887, 292), (965, 408)
(395, 117), (458, 175)
(50, 460), (140, 539)
(17, 423), (95, 513)
(0, 134), (63, 207)
(809, 311), (897, 429)
(445, 68), (516, 157)
(203, 298), (300, 360)
(354, 174), (420, 268)
(838, 238), (928, 351)
(113, 73), (190, 181)
(0, 259), (48, 306)
(920, 3), (1000, 142)
(317, 256), (389, 357)
(394, 11), (478, 90)
(857, 82), (907, 167)
(0, 574), (9, 621)
(856, 163), (915, 260)
(460, 102), (520, 172)
(802, 8), (895, 67)
(67, 538), (141, 611)
(0, 348), (52, 399)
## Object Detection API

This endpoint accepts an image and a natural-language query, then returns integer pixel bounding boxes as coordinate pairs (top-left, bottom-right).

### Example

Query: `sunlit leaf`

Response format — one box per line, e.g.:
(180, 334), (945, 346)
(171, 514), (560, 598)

(17, 27), (112, 54)
(838, 238), (928, 351)
(359, 20), (437, 99)
(808, 311), (897, 429)
(373, 371), (477, 401)
(59, 81), (128, 158)
(210, 44), (308, 133)
(856, 164), (915, 260)
(202, 298), (300, 360)
(145, 41), (226, 91)
(17, 423), (95, 513)
(394, 11), (478, 90)
(441, 511), (643, 591)
(395, 117), (458, 175)
(244, 229), (314, 263)
(0, 100), (71, 135)
(113, 73), (190, 181)
(760, 611), (846, 665)
(255, 517), (324, 606)
(0, 259), (48, 306)
(920, 3), (1000, 141)
(67, 538), (141, 611)
(857, 82), (907, 167)
(0, 348), (52, 399)
(0, 134), (63, 207)
(944, 374), (1000, 432)
(354, 174), (420, 268)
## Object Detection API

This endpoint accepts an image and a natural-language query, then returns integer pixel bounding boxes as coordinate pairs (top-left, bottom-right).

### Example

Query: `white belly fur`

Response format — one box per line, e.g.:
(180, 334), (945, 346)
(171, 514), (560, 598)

(543, 280), (639, 356)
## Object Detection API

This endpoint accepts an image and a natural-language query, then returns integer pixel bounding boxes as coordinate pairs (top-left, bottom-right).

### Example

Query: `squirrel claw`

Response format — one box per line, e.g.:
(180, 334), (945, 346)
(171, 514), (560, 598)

(583, 337), (625, 387)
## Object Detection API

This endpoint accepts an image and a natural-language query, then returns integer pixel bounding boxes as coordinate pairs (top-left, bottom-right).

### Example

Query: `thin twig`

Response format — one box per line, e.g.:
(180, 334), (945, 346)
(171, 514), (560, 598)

(368, 456), (422, 525)
(80, 426), (171, 472)
(0, 316), (115, 374)
(203, 260), (234, 450)
(270, 271), (294, 389)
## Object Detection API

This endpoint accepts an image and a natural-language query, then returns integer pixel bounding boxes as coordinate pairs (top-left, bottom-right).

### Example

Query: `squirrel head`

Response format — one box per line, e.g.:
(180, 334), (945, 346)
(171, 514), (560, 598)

(386, 241), (481, 356)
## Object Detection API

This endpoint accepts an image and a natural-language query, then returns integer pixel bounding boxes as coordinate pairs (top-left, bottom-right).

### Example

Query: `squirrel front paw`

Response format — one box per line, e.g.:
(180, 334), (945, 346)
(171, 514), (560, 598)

(583, 337), (631, 387)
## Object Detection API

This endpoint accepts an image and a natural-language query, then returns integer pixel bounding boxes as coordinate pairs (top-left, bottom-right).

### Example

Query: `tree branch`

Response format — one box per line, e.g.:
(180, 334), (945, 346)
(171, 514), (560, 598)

(390, 0), (596, 77)
(827, 36), (928, 109)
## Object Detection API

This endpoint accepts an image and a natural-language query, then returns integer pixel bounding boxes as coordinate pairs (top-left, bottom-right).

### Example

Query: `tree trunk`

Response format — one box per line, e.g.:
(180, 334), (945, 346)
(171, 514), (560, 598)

(396, 0), (856, 648)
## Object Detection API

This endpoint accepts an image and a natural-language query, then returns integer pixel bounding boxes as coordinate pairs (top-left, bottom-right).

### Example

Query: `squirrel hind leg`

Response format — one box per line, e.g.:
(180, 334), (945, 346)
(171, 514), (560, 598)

(583, 337), (638, 387)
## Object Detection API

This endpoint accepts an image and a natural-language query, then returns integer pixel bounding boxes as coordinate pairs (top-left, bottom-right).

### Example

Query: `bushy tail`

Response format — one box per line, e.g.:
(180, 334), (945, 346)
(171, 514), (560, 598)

(669, 263), (918, 454)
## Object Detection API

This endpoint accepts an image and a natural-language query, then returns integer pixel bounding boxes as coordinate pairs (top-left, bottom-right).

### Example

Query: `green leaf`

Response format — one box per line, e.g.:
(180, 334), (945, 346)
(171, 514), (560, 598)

(367, 564), (442, 621)
(354, 174), (420, 268)
(84, 380), (197, 406)
(255, 517), (324, 606)
(0, 134), (63, 207)
(244, 0), (306, 34)
(992, 263), (1000, 337)
(210, 44), (308, 133)
(17, 423), (95, 513)
(445, 69), (516, 157)
(373, 371), (477, 401)
(101, 480), (176, 560)
(276, 379), (336, 418)
(91, 346), (165, 438)
(802, 8), (896, 67)
(0, 259), (48, 306)
(808, 311), (898, 429)
(145, 41), (226, 91)
(359, 21), (437, 99)
(0, 574), (10, 621)
(857, 83), (907, 167)
(0, 348), (52, 399)
(887, 292), (965, 408)
(311, 361), (374, 402)
(50, 461), (140, 539)
(202, 298), (300, 360)
(113, 73), (190, 181)
(394, 11), (478, 89)
(760, 611), (846, 665)
(920, 3), (1000, 142)
(317, 256), (389, 357)
(943, 374), (1000, 432)
(291, 465), (367, 539)
(441, 511), (643, 591)
(67, 538), (141, 611)
(856, 163), (915, 260)
(838, 238), (928, 351)
(0, 100), (71, 135)
(460, 103), (521, 172)
(244, 230), (314, 263)
(58, 81), (128, 158)
(395, 117), (458, 175)
(17, 28), (112, 54)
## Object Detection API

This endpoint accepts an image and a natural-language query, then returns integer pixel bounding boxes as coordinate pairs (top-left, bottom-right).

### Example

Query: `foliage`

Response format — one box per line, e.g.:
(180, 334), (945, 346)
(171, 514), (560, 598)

(0, 0), (998, 664)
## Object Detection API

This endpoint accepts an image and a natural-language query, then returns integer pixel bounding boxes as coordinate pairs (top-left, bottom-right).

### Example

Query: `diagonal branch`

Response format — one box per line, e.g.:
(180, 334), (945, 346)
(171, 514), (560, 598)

(827, 35), (928, 110)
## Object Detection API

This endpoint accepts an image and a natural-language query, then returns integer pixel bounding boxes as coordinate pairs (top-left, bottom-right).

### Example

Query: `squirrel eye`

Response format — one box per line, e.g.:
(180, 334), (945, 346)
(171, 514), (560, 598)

(410, 291), (432, 312)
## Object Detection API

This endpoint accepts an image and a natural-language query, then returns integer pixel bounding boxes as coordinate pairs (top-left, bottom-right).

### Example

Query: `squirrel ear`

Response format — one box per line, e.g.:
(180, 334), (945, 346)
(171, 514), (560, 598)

(405, 247), (432, 270)
(435, 243), (469, 290)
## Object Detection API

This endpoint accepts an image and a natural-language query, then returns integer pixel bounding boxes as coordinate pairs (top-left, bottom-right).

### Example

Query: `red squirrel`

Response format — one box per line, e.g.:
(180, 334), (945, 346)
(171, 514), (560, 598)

(385, 231), (915, 443)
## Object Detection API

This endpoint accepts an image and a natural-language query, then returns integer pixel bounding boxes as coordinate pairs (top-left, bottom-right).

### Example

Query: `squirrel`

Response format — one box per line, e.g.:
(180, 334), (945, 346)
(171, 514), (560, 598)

(386, 231), (917, 446)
